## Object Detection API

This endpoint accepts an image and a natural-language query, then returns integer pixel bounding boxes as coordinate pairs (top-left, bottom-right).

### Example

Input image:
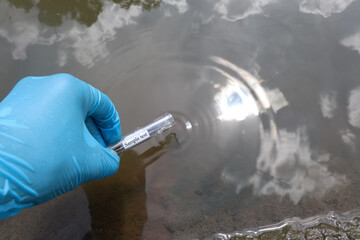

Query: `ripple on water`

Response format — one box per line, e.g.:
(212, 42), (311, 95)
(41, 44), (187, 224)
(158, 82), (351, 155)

(102, 48), (352, 238)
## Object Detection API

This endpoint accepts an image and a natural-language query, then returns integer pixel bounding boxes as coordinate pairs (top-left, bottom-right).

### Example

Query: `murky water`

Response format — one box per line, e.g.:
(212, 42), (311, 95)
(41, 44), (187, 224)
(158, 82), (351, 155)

(1, 0), (360, 239)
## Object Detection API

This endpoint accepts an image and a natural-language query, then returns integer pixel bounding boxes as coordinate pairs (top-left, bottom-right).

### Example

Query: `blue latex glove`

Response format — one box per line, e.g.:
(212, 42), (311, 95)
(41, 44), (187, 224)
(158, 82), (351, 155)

(0, 73), (121, 218)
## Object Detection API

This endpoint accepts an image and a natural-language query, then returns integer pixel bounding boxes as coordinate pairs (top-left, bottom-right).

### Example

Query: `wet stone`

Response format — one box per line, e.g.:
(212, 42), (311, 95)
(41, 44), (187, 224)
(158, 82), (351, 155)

(226, 216), (360, 240)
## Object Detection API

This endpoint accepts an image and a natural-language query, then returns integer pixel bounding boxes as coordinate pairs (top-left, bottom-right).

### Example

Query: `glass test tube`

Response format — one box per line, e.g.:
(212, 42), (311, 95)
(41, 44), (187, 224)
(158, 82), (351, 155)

(109, 112), (175, 154)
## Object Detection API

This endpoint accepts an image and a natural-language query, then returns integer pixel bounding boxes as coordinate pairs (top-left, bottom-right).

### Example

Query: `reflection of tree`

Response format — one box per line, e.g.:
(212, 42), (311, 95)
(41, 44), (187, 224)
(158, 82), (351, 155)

(37, 0), (103, 27)
(7, 0), (161, 27)
(113, 0), (161, 11)
(81, 134), (177, 240)
(7, 0), (34, 12)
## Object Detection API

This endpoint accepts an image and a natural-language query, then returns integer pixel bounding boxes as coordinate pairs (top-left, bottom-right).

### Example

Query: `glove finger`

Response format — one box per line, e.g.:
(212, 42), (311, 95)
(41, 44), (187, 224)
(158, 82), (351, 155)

(81, 83), (121, 146)
(85, 117), (106, 147)
(75, 124), (120, 183)
(74, 147), (120, 183)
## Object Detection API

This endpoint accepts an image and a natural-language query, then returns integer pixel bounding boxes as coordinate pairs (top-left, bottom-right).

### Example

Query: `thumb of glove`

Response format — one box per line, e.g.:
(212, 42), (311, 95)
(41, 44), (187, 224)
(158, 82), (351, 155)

(72, 119), (120, 185)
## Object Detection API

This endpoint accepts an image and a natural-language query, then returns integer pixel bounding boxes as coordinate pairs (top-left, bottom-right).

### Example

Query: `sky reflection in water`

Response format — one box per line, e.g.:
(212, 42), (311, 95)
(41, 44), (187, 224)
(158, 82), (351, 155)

(1, 0), (360, 239)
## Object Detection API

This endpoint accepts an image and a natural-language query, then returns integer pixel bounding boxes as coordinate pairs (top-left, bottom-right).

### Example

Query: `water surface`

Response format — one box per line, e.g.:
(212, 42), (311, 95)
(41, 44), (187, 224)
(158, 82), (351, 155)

(1, 0), (360, 239)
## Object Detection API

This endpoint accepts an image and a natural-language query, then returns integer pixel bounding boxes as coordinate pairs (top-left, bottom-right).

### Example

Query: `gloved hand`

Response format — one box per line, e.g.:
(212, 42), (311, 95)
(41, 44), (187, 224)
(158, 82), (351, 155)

(0, 73), (121, 218)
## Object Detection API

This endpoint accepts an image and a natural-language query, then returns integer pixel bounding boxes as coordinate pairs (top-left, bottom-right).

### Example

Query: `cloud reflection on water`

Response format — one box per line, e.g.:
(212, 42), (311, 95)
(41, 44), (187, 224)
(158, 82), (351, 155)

(266, 88), (288, 113)
(299, 0), (355, 18)
(214, 57), (347, 204)
(0, 0), (188, 67)
(58, 3), (142, 67)
(221, 118), (347, 204)
(213, 0), (278, 22)
(221, 125), (348, 204)
(319, 91), (337, 119)
(2, 0), (357, 68)
(0, 0), (352, 206)
(340, 129), (357, 152)
(249, 128), (347, 204)
(341, 30), (360, 55)
(162, 0), (188, 14)
(348, 86), (360, 128)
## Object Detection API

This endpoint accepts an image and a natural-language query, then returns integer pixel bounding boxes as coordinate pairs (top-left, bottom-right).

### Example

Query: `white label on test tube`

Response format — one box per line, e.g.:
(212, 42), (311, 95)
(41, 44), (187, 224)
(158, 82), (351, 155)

(109, 112), (175, 154)
(122, 129), (150, 149)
